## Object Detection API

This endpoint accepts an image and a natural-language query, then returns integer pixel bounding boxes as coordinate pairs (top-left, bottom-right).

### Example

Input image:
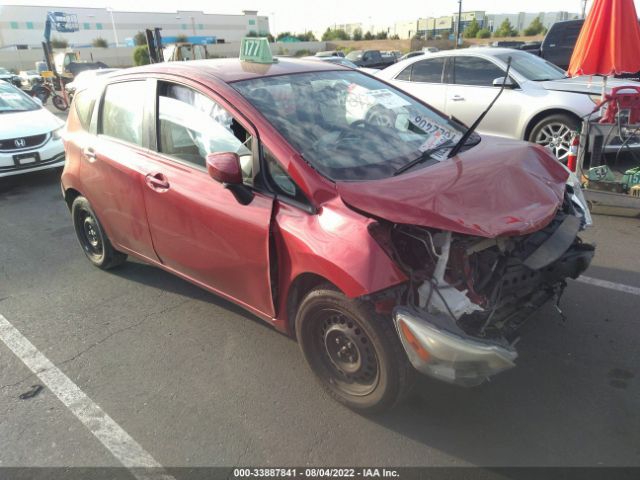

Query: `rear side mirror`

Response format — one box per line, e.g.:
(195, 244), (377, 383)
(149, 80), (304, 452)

(206, 152), (243, 185)
(492, 76), (517, 88)
(205, 152), (254, 205)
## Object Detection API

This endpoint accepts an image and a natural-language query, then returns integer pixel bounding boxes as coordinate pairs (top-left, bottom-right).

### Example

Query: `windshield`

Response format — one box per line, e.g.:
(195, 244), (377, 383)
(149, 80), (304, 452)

(0, 82), (39, 113)
(0, 68), (11, 75)
(233, 70), (467, 180)
(496, 51), (566, 81)
(346, 51), (363, 61)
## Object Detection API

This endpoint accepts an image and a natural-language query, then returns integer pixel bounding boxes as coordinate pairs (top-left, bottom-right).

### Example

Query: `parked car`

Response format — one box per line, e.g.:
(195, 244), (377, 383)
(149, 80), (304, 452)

(539, 19), (583, 71)
(0, 80), (65, 178)
(0, 67), (22, 88)
(61, 58), (593, 412)
(377, 47), (640, 161)
(346, 50), (396, 69)
(401, 51), (426, 61)
(491, 40), (525, 49)
(315, 50), (345, 58)
(18, 69), (42, 87)
(302, 56), (380, 74)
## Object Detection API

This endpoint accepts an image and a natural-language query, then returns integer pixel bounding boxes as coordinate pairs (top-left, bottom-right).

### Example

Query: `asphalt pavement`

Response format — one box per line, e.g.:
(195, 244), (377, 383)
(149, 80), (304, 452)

(0, 110), (639, 471)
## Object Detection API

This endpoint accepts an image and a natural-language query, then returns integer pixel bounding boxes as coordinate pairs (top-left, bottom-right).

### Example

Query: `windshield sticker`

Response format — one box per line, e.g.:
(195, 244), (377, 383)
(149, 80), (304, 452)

(366, 89), (411, 109)
(413, 114), (460, 141)
(0, 93), (22, 100)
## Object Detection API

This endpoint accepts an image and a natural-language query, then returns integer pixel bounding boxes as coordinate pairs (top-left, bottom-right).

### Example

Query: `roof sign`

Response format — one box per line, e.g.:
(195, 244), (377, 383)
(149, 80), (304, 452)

(240, 37), (277, 64)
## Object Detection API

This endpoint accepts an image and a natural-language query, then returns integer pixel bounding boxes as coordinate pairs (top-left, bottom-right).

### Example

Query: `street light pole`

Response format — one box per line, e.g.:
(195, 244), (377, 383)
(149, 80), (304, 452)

(581, 0), (588, 19)
(107, 7), (119, 47)
(455, 0), (462, 49)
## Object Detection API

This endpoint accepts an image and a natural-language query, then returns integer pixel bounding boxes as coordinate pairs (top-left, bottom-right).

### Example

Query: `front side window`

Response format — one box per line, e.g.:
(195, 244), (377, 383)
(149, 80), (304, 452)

(452, 56), (505, 86)
(495, 51), (565, 81)
(100, 81), (146, 145)
(233, 70), (469, 181)
(156, 82), (254, 182)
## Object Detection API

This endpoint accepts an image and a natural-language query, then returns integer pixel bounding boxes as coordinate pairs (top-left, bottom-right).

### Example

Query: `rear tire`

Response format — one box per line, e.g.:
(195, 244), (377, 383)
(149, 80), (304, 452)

(295, 285), (414, 412)
(52, 95), (68, 111)
(71, 196), (127, 270)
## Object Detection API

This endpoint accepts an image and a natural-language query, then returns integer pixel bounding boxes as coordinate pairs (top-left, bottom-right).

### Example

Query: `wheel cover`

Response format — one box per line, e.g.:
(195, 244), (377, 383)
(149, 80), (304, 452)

(309, 308), (380, 396)
(534, 122), (573, 160)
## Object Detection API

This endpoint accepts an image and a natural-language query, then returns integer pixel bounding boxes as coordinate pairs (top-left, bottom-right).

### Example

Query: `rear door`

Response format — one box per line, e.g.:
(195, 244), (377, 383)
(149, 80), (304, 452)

(445, 55), (523, 138)
(390, 57), (447, 112)
(80, 79), (159, 261)
(141, 78), (275, 317)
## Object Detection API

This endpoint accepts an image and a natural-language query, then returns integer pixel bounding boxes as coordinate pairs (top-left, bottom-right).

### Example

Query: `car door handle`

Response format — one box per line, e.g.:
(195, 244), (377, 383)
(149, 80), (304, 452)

(450, 94), (465, 102)
(83, 147), (96, 161)
(145, 173), (170, 191)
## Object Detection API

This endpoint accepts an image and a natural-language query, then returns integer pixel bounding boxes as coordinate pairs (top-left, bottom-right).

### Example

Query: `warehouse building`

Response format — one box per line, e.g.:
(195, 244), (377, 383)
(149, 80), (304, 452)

(0, 5), (270, 49)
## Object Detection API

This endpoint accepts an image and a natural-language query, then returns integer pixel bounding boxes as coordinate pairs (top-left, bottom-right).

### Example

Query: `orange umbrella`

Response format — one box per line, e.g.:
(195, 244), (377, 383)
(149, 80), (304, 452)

(568, 0), (640, 77)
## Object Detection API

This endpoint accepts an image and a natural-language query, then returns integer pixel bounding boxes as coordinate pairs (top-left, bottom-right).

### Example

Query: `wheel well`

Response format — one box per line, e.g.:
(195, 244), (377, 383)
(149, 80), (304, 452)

(286, 273), (339, 337)
(64, 188), (81, 211)
(523, 109), (581, 142)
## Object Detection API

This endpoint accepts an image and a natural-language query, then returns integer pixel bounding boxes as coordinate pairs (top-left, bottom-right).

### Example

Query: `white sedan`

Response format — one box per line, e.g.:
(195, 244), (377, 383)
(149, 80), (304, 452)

(0, 80), (65, 177)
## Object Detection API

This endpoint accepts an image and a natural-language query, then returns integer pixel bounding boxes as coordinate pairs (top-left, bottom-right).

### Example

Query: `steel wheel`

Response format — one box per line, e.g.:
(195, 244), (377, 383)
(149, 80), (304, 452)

(79, 211), (103, 256)
(313, 308), (380, 396)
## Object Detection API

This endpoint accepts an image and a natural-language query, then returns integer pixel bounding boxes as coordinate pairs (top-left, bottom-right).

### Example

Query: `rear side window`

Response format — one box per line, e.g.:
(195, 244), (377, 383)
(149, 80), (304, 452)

(100, 81), (146, 146)
(396, 66), (412, 81)
(73, 89), (96, 131)
(452, 56), (504, 86)
(411, 58), (445, 83)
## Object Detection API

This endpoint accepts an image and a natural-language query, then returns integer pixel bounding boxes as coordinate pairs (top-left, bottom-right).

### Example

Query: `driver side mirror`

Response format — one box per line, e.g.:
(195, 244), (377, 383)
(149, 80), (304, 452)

(205, 152), (254, 205)
(492, 76), (517, 89)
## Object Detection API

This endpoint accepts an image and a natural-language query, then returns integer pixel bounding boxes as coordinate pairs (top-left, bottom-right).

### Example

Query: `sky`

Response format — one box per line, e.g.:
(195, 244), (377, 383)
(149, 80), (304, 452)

(6, 0), (640, 34)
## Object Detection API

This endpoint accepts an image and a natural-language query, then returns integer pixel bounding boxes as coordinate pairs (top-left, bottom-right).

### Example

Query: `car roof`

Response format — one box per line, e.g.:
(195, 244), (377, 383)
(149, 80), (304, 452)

(428, 47), (519, 57)
(115, 58), (347, 84)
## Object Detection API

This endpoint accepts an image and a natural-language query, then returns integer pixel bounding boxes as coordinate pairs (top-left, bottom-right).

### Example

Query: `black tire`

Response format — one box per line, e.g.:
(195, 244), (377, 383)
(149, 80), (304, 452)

(52, 94), (68, 111)
(528, 113), (580, 162)
(295, 285), (414, 412)
(71, 196), (127, 270)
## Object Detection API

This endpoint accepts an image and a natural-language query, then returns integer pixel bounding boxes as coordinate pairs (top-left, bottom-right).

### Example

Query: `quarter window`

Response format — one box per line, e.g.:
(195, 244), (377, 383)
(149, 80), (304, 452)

(410, 58), (445, 83)
(100, 81), (146, 145)
(452, 56), (505, 86)
(395, 66), (412, 81)
(156, 82), (255, 183)
(263, 148), (307, 205)
(74, 88), (97, 131)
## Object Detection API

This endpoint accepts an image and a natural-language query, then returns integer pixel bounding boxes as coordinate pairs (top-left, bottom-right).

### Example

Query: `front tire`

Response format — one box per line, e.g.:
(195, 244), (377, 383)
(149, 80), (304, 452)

(295, 286), (414, 412)
(52, 95), (68, 111)
(529, 113), (579, 162)
(71, 196), (127, 270)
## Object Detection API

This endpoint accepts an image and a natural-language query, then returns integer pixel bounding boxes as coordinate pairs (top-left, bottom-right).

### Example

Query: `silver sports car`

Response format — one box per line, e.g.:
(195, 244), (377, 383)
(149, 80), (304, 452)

(376, 48), (640, 160)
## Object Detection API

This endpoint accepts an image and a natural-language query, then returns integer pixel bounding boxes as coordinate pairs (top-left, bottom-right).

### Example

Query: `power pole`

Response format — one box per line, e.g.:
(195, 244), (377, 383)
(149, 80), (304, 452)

(455, 0), (462, 49)
(581, 0), (588, 19)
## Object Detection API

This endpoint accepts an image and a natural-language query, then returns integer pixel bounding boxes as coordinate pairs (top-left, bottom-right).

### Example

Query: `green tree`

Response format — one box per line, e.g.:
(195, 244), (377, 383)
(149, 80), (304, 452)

(363, 31), (374, 40)
(464, 18), (480, 38)
(523, 17), (545, 36)
(276, 31), (291, 40)
(352, 28), (363, 41)
(375, 31), (388, 40)
(92, 37), (108, 48)
(295, 32), (317, 41)
(389, 34), (400, 40)
(494, 18), (518, 37)
(266, 33), (275, 42)
(50, 36), (68, 48)
(133, 31), (146, 46)
(476, 28), (491, 39)
(133, 45), (150, 65)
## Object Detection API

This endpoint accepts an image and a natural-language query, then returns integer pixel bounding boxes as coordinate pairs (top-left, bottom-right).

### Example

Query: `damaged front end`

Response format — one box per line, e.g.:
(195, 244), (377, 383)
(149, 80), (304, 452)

(369, 189), (595, 386)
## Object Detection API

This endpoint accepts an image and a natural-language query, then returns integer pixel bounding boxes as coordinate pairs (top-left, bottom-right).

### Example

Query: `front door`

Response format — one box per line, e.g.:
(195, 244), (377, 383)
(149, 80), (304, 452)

(141, 80), (275, 317)
(391, 57), (448, 113)
(445, 55), (523, 139)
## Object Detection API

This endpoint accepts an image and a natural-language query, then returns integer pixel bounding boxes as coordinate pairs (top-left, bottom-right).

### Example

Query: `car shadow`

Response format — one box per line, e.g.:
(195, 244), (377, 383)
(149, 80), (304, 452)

(0, 167), (62, 198)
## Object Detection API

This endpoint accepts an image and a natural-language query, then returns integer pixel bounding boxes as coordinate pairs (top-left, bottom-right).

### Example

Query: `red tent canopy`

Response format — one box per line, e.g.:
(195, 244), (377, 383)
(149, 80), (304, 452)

(568, 0), (640, 77)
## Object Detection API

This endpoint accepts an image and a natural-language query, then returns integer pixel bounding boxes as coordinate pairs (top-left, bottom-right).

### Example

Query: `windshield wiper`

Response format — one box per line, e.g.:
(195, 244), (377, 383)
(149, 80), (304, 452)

(393, 139), (456, 176)
(447, 57), (513, 158)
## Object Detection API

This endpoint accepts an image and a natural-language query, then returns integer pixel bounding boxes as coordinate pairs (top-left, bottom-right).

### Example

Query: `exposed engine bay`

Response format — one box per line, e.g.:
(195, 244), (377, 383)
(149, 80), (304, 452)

(369, 187), (595, 385)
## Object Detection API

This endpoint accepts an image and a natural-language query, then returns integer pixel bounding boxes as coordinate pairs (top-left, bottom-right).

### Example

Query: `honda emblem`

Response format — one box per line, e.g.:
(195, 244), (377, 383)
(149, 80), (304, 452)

(14, 138), (26, 148)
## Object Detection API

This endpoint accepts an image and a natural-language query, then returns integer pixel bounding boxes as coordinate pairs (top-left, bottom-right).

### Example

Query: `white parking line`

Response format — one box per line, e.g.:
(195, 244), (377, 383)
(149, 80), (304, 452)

(576, 276), (640, 296)
(0, 314), (175, 480)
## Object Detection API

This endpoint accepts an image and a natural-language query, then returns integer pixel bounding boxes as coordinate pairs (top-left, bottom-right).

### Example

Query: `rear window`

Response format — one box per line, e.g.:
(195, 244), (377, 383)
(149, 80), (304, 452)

(100, 81), (146, 146)
(74, 89), (97, 131)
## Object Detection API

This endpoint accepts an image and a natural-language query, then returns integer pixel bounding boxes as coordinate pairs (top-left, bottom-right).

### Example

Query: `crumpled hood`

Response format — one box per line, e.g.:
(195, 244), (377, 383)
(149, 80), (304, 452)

(541, 76), (640, 95)
(336, 137), (569, 238)
(0, 108), (63, 139)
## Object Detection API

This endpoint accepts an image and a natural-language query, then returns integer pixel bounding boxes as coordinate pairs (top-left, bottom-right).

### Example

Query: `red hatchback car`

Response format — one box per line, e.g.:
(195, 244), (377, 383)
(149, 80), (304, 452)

(61, 56), (594, 411)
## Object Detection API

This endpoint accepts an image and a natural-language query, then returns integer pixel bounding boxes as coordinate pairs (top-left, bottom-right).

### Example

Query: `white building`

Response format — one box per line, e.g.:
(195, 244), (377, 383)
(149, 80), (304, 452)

(0, 5), (270, 49)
